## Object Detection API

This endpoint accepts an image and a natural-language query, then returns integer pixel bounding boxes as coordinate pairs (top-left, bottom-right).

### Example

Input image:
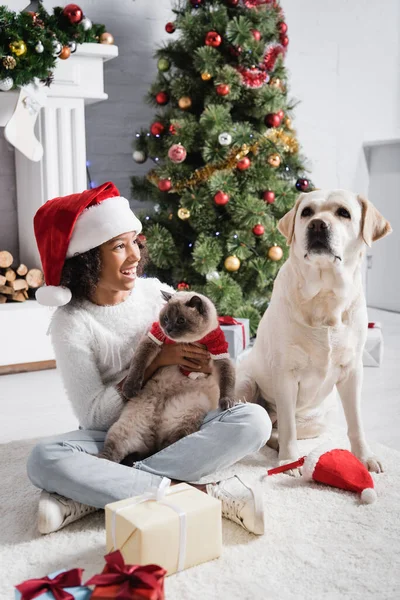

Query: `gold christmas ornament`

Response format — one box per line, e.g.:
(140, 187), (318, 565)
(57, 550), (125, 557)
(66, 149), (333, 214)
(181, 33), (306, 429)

(99, 32), (114, 45)
(284, 116), (293, 130)
(267, 153), (281, 168)
(268, 245), (283, 261)
(178, 96), (192, 110)
(2, 55), (16, 69)
(224, 255), (241, 272)
(9, 40), (27, 56)
(269, 78), (281, 89)
(178, 207), (191, 220)
(201, 72), (212, 81)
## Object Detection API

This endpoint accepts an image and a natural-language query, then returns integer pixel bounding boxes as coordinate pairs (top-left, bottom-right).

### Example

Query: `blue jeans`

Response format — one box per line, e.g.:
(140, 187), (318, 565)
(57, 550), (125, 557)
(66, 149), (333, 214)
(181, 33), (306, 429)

(27, 403), (272, 508)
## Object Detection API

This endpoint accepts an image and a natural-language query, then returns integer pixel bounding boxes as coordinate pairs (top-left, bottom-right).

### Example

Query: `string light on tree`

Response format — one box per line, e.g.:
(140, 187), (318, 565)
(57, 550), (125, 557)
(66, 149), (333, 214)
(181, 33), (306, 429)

(252, 224), (265, 236)
(178, 207), (191, 220)
(268, 245), (283, 261)
(224, 256), (241, 272)
(205, 31), (222, 47)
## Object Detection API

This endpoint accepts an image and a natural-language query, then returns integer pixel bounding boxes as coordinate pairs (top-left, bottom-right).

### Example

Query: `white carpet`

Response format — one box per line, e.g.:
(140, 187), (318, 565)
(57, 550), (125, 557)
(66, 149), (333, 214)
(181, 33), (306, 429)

(1, 434), (400, 600)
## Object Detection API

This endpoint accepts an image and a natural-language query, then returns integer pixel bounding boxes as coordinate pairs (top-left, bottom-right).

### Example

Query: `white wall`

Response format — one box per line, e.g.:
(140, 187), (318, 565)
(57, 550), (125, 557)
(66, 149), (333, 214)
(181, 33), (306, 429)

(1, 0), (400, 259)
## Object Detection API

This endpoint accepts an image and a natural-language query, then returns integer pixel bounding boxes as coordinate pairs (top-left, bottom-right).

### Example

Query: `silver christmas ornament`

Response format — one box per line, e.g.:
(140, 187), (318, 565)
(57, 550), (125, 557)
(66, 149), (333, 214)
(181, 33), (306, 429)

(0, 77), (13, 91)
(132, 150), (147, 164)
(35, 41), (44, 54)
(68, 40), (77, 54)
(81, 16), (92, 31)
(206, 270), (220, 281)
(52, 40), (62, 56)
(218, 132), (232, 146)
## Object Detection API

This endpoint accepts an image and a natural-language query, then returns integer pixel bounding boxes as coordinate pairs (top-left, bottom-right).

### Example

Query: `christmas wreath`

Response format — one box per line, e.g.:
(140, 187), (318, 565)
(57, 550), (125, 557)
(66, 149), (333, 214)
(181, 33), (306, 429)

(0, 3), (112, 91)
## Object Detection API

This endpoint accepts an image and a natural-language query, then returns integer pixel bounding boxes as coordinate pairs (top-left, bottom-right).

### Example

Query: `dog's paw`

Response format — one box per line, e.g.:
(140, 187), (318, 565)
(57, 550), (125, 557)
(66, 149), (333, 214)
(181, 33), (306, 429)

(219, 397), (237, 410)
(279, 459), (303, 478)
(360, 455), (384, 473)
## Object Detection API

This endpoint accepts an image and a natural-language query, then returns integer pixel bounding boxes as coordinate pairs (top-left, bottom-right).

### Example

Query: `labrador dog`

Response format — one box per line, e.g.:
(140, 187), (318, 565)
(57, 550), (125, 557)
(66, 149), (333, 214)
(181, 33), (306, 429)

(236, 189), (391, 475)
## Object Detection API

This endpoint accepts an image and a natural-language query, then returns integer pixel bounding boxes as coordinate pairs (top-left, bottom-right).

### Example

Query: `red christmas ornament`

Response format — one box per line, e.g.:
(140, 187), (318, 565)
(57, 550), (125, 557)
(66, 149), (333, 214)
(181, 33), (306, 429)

(237, 66), (268, 89)
(278, 22), (288, 35)
(205, 32), (222, 47)
(214, 191), (230, 206)
(155, 91), (169, 105)
(227, 0), (239, 5)
(263, 190), (275, 204)
(62, 4), (83, 24)
(229, 45), (242, 57)
(251, 29), (261, 41)
(216, 84), (230, 96)
(296, 178), (310, 192)
(263, 43), (284, 72)
(252, 224), (265, 236)
(280, 35), (289, 47)
(177, 281), (190, 291)
(150, 122), (165, 136)
(265, 113), (281, 128)
(169, 123), (178, 135)
(237, 157), (251, 171)
(158, 179), (172, 192)
(168, 143), (187, 163)
(190, 0), (203, 5)
(277, 109), (285, 120)
(165, 22), (176, 34)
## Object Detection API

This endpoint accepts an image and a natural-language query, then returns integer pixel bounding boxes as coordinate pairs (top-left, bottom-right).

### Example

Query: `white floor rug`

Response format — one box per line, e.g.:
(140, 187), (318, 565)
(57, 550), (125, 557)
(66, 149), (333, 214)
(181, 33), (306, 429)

(1, 434), (399, 600)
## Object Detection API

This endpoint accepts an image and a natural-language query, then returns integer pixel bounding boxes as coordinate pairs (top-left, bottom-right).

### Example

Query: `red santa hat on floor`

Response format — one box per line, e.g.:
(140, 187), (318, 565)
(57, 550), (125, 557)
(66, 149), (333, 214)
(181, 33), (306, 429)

(34, 182), (142, 307)
(268, 443), (377, 504)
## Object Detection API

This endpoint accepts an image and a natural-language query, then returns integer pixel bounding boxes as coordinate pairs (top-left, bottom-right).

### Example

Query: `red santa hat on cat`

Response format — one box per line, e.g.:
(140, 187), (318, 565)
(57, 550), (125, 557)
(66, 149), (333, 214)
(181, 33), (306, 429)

(34, 182), (142, 307)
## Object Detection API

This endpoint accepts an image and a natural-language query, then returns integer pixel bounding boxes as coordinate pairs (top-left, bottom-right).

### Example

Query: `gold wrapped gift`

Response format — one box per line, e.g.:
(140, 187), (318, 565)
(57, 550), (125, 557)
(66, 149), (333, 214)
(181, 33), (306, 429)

(105, 480), (222, 576)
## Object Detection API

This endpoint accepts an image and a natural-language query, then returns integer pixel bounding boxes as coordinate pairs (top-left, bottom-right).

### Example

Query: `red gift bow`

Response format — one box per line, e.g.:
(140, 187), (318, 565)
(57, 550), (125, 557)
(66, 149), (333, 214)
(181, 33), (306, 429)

(85, 551), (166, 600)
(218, 316), (246, 350)
(15, 569), (84, 600)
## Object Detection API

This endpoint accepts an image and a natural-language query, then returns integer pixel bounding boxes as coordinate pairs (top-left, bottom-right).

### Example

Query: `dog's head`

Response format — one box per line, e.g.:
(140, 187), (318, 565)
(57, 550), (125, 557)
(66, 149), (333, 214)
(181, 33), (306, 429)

(278, 189), (392, 266)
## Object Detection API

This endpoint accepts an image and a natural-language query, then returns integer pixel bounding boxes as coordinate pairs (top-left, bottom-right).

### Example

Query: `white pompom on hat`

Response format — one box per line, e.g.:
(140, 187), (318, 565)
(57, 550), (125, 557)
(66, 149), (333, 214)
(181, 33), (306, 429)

(34, 182), (142, 307)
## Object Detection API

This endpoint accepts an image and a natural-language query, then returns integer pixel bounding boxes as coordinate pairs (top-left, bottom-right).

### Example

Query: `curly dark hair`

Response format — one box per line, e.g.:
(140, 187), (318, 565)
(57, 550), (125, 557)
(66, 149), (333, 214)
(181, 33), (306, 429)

(60, 241), (148, 301)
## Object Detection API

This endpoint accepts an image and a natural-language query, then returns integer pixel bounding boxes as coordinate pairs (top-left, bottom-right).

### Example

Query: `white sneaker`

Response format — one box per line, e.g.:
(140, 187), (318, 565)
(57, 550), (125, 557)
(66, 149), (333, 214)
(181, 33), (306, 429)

(38, 491), (98, 534)
(206, 475), (265, 535)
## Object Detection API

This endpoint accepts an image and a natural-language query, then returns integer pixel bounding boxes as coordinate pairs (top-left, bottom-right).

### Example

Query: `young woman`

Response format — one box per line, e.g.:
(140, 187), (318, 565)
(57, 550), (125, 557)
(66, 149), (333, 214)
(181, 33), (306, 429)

(27, 182), (272, 536)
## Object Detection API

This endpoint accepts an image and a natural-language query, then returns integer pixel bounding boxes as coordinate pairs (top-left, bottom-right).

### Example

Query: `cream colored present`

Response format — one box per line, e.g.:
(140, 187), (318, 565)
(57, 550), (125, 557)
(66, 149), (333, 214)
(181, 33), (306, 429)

(105, 481), (222, 576)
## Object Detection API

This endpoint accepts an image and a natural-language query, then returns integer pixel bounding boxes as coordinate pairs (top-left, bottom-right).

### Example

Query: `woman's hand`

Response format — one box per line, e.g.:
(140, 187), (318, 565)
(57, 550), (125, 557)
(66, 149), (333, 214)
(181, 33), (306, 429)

(156, 343), (212, 374)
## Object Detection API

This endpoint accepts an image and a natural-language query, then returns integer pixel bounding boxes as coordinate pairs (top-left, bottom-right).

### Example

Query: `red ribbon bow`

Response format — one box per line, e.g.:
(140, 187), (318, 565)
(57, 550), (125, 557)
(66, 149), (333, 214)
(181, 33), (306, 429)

(85, 551), (165, 600)
(218, 316), (246, 350)
(16, 569), (84, 600)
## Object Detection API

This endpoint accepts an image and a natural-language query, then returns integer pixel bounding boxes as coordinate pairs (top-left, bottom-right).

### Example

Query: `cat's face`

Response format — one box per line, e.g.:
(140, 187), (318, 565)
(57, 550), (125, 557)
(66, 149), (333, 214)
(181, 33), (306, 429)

(159, 291), (218, 343)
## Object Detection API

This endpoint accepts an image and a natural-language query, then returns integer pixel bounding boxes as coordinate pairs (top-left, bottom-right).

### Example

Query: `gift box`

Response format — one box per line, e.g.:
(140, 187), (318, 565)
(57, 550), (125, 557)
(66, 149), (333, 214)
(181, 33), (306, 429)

(218, 316), (250, 360)
(362, 322), (384, 367)
(86, 551), (165, 600)
(105, 480), (222, 576)
(15, 569), (91, 600)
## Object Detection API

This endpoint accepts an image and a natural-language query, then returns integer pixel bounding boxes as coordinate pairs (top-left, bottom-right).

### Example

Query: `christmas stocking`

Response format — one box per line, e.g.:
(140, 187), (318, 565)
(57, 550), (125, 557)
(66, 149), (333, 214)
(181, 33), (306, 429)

(4, 78), (47, 162)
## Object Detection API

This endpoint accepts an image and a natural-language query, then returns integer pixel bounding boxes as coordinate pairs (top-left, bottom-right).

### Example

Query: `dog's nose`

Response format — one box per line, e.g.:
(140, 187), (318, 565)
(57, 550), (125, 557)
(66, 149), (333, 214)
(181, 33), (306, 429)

(308, 219), (329, 233)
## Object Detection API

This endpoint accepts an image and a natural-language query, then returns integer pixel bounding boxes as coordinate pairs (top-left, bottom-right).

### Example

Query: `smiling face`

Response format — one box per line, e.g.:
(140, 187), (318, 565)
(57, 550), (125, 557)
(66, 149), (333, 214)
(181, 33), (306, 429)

(96, 230), (141, 295)
(278, 190), (391, 268)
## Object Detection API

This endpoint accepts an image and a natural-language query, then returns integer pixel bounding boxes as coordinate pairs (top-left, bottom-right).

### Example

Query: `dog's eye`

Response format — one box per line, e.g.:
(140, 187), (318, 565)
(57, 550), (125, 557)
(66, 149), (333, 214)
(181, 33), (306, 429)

(337, 207), (351, 219)
(301, 207), (313, 218)
(177, 316), (185, 325)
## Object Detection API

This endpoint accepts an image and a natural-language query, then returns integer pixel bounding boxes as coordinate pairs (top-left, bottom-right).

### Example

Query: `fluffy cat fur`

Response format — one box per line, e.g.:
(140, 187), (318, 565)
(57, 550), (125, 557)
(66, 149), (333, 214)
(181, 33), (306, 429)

(98, 291), (236, 463)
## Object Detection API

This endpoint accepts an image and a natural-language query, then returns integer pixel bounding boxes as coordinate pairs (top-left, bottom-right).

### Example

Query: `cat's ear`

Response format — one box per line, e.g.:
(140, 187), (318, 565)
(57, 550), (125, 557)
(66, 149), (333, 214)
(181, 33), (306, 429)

(161, 290), (173, 302)
(186, 295), (205, 315)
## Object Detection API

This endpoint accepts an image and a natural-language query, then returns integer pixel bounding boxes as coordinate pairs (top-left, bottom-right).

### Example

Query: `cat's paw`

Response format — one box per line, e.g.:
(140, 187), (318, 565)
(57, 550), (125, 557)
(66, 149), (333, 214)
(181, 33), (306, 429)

(219, 397), (237, 410)
(122, 381), (142, 399)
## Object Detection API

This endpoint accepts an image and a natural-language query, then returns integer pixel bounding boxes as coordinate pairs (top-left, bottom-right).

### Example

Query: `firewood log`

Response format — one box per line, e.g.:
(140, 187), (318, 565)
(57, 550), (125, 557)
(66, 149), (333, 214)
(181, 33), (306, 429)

(5, 268), (16, 282)
(0, 275), (6, 287)
(10, 292), (26, 302)
(0, 294), (7, 304)
(26, 268), (44, 289)
(11, 278), (29, 292)
(0, 284), (14, 295)
(0, 251), (13, 269)
(16, 264), (28, 276)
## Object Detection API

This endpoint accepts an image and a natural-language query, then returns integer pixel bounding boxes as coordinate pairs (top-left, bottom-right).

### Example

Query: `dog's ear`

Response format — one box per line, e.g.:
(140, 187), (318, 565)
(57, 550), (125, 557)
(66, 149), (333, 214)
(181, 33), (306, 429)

(277, 194), (304, 245)
(357, 195), (392, 247)
(161, 290), (173, 302)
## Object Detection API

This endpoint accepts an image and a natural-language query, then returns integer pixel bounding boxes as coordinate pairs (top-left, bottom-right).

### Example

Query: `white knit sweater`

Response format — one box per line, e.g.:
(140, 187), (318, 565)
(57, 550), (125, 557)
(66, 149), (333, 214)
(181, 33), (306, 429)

(50, 277), (174, 431)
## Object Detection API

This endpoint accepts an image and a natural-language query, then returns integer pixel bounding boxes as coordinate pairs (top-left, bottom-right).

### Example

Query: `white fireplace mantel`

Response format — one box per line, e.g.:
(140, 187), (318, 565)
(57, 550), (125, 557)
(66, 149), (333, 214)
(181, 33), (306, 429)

(0, 43), (117, 372)
(0, 42), (118, 268)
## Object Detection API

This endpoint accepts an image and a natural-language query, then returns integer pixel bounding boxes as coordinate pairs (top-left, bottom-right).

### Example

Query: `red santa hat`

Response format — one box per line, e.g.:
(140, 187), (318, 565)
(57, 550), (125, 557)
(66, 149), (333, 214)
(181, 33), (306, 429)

(268, 443), (377, 504)
(34, 182), (142, 307)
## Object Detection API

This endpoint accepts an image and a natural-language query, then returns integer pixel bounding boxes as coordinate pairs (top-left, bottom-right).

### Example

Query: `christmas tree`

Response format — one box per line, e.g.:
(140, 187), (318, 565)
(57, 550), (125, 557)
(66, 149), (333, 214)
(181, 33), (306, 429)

(131, 0), (312, 335)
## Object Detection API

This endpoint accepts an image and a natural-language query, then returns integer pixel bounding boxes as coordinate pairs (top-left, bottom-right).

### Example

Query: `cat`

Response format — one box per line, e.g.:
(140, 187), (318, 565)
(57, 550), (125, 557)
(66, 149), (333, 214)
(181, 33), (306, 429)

(97, 290), (237, 463)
